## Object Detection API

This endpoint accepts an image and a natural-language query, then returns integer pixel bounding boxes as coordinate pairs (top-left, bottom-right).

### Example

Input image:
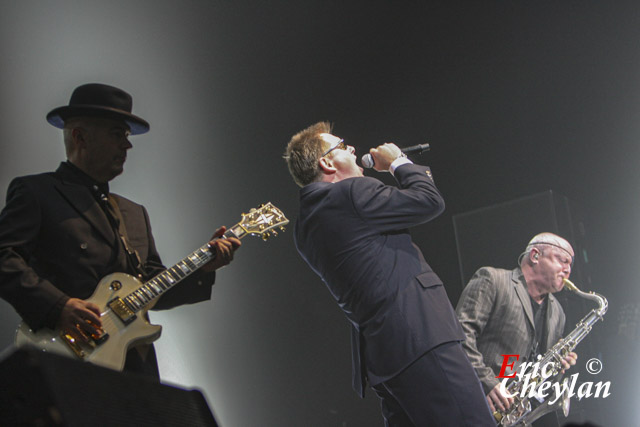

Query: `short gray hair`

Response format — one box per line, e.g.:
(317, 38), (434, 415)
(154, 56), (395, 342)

(518, 232), (574, 266)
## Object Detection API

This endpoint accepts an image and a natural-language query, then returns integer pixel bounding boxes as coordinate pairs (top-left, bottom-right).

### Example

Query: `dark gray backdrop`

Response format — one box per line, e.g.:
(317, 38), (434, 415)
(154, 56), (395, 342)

(1, 1), (637, 425)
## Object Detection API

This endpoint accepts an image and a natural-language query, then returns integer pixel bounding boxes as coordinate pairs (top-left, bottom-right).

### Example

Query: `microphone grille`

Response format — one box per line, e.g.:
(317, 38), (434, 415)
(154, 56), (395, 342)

(361, 154), (374, 169)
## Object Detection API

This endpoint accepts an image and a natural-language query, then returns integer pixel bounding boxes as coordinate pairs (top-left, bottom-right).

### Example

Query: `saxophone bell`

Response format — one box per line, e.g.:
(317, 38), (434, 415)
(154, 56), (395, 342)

(518, 378), (571, 426)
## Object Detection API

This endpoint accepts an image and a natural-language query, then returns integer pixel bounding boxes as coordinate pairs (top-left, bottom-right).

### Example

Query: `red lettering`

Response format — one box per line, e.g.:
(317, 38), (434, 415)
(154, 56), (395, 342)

(496, 354), (520, 378)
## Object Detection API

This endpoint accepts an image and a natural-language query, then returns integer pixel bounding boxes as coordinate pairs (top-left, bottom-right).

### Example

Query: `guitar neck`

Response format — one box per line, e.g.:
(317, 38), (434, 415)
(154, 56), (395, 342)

(119, 202), (288, 313)
(122, 226), (245, 313)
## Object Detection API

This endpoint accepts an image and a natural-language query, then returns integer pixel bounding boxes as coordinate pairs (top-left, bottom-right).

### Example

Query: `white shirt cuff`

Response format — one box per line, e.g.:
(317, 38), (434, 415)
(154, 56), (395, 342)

(390, 157), (413, 175)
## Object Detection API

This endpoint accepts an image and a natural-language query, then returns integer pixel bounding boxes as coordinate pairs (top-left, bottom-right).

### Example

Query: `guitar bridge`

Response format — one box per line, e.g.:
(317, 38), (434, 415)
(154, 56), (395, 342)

(60, 331), (86, 359)
(108, 297), (137, 325)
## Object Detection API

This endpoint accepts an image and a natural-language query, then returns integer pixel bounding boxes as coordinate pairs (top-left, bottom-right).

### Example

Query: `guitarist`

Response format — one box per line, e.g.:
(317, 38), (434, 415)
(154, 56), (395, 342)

(0, 83), (241, 379)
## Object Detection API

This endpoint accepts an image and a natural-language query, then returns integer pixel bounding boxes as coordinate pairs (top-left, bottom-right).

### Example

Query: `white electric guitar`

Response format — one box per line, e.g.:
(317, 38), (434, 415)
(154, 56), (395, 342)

(15, 202), (289, 371)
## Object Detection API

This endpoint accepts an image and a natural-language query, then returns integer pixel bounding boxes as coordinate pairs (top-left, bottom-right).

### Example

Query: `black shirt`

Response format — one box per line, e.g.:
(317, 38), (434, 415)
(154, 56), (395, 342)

(529, 294), (549, 357)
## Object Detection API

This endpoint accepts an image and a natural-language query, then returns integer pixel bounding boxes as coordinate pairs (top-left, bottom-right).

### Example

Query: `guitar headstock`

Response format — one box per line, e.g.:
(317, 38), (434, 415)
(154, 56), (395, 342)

(231, 202), (289, 240)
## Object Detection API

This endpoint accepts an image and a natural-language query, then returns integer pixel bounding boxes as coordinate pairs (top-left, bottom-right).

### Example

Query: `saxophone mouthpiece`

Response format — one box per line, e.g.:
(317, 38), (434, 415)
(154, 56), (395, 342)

(562, 278), (578, 292)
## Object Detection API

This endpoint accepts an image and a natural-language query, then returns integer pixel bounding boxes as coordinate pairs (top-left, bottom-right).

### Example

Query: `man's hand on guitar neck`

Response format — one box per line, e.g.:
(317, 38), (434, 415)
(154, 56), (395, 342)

(201, 226), (242, 273)
(58, 298), (103, 342)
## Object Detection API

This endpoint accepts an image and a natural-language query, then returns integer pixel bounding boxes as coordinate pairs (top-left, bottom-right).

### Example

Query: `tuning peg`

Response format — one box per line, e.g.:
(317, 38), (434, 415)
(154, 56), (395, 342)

(280, 226), (286, 232)
(262, 232), (270, 241)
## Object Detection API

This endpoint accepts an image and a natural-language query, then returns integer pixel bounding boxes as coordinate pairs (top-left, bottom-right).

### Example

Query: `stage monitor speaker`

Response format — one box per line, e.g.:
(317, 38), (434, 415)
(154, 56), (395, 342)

(452, 190), (589, 291)
(0, 347), (218, 427)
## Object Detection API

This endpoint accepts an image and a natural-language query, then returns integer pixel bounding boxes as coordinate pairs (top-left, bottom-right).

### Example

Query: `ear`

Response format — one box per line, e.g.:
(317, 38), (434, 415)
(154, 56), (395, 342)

(530, 248), (540, 263)
(318, 156), (336, 174)
(71, 127), (88, 149)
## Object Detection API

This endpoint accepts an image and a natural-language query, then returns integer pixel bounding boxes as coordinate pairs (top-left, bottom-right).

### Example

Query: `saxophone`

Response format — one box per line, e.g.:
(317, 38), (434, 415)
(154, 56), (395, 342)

(493, 278), (608, 426)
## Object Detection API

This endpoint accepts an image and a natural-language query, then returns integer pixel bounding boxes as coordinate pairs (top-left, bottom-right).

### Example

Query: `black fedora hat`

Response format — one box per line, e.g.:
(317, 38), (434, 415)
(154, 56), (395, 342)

(46, 83), (150, 135)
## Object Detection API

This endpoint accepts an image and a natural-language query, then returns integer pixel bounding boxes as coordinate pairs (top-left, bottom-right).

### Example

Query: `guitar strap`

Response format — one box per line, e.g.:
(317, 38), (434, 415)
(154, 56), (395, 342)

(105, 195), (147, 280)
(106, 195), (155, 363)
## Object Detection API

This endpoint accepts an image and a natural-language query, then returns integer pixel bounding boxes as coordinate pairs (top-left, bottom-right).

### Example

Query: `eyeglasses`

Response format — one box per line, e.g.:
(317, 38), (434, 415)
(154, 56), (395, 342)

(322, 139), (346, 157)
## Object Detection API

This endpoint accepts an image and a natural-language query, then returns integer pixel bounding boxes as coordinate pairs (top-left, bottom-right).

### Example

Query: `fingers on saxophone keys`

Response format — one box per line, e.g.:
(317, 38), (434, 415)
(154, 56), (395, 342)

(498, 395), (511, 411)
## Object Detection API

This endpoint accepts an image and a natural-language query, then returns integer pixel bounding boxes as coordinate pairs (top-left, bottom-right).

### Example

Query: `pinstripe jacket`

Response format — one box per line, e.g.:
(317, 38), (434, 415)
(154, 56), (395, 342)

(455, 267), (565, 393)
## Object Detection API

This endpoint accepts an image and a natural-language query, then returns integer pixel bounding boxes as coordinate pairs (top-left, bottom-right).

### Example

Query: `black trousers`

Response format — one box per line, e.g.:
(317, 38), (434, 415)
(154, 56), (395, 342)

(373, 341), (496, 427)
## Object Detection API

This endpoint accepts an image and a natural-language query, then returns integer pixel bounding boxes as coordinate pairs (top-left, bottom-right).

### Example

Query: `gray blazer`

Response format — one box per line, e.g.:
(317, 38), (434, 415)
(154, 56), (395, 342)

(455, 267), (565, 393)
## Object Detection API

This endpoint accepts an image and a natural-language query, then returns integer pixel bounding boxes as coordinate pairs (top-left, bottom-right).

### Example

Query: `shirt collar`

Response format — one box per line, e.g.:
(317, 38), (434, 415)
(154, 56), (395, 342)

(61, 161), (110, 201)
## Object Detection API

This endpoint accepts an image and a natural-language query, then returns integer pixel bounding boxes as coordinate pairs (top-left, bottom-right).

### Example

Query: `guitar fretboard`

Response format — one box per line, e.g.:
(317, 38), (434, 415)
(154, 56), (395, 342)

(123, 228), (243, 312)
(117, 202), (288, 313)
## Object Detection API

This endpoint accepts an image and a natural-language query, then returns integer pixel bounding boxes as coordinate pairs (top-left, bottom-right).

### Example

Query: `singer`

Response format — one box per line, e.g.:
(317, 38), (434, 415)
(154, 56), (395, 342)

(283, 122), (494, 426)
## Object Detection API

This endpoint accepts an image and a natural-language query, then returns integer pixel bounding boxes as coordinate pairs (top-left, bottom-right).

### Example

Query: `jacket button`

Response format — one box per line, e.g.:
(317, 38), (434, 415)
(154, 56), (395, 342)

(80, 243), (88, 250)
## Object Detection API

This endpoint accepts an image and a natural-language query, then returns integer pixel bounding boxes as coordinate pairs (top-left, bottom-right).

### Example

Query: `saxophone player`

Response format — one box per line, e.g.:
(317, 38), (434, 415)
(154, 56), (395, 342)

(455, 232), (578, 425)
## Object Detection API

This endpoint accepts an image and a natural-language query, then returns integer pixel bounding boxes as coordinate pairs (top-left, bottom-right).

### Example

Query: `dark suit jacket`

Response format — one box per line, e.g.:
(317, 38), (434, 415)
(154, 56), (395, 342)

(0, 162), (214, 333)
(455, 267), (565, 393)
(295, 163), (465, 397)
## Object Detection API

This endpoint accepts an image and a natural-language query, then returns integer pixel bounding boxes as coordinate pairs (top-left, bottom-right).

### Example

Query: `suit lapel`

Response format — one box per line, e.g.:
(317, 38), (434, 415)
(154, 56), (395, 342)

(54, 179), (117, 248)
(512, 269), (535, 329)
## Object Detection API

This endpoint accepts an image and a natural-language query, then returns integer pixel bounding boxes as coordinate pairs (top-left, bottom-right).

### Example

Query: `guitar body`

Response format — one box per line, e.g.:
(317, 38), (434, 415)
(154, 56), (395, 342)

(15, 272), (162, 371)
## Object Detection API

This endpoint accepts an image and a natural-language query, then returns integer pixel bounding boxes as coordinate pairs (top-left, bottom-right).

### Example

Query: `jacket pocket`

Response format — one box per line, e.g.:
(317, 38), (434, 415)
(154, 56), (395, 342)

(415, 271), (443, 288)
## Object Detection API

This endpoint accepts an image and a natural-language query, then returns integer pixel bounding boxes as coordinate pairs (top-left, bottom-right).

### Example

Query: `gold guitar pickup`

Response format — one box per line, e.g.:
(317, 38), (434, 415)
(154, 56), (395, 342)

(86, 319), (109, 345)
(108, 297), (137, 325)
(60, 319), (110, 359)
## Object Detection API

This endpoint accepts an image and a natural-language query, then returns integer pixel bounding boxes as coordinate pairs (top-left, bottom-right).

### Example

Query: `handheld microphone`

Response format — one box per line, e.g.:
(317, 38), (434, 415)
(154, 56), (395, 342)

(361, 143), (430, 169)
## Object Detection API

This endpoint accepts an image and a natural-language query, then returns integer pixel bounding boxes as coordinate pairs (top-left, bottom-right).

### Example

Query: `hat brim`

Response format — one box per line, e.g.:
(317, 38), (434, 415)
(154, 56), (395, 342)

(46, 105), (150, 135)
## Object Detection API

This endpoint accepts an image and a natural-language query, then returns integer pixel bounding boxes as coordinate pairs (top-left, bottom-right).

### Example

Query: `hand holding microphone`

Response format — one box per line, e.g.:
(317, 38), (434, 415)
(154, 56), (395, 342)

(362, 143), (404, 172)
(361, 143), (430, 170)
